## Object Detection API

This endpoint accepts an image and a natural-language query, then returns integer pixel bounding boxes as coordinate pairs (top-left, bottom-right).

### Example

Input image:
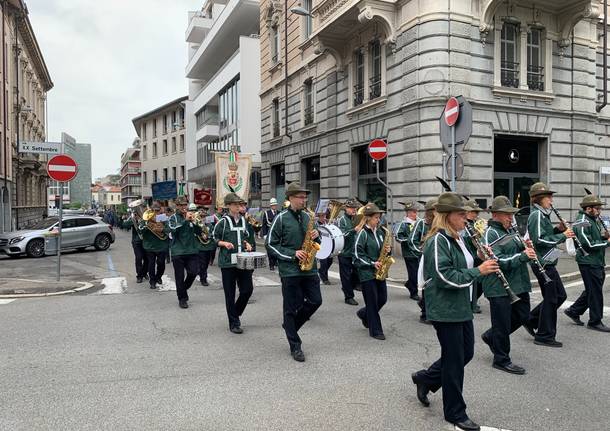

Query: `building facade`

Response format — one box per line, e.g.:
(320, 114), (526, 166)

(100, 186), (121, 208)
(185, 0), (262, 208)
(120, 138), (142, 205)
(47, 132), (92, 208)
(0, 0), (52, 231)
(259, 0), (610, 220)
(132, 96), (187, 202)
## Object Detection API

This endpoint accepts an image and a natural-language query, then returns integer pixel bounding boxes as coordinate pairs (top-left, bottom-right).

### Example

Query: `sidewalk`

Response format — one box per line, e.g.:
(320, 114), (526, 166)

(0, 278), (94, 298)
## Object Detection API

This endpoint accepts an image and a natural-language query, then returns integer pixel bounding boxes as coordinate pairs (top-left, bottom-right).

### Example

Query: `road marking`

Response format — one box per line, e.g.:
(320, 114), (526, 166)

(157, 275), (176, 291)
(106, 252), (118, 277)
(99, 277), (127, 294)
(560, 300), (610, 314)
(253, 275), (281, 287)
(478, 427), (512, 431)
(0, 299), (16, 305)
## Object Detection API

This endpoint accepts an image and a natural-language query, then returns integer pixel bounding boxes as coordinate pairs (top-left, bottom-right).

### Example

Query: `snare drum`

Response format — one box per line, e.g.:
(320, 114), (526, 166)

(317, 224), (344, 259)
(236, 252), (269, 270)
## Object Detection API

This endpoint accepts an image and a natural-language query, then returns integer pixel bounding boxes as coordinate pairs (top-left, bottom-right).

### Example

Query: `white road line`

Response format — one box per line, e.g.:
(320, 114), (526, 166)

(98, 277), (127, 295)
(253, 275), (281, 287)
(327, 270), (405, 290)
(158, 275), (176, 292)
(560, 300), (610, 314)
(0, 299), (16, 305)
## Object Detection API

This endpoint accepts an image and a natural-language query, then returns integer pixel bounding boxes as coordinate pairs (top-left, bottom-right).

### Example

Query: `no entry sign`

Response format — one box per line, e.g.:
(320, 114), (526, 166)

(47, 154), (78, 182)
(368, 139), (388, 161)
(444, 97), (460, 127)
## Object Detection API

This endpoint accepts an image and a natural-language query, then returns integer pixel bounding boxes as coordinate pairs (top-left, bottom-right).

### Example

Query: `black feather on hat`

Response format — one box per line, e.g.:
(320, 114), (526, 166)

(435, 176), (452, 192)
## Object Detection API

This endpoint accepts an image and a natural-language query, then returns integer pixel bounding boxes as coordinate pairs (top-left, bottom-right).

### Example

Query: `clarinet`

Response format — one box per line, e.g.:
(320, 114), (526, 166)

(550, 206), (589, 257)
(464, 223), (520, 304)
(507, 220), (552, 285)
(597, 215), (610, 239)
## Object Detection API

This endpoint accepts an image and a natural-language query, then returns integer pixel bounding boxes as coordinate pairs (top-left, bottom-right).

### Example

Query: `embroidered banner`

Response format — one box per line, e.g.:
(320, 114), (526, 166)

(215, 149), (252, 208)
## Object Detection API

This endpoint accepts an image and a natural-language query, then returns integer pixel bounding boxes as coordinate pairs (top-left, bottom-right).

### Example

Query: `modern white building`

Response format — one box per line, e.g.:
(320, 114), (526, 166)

(185, 0), (262, 207)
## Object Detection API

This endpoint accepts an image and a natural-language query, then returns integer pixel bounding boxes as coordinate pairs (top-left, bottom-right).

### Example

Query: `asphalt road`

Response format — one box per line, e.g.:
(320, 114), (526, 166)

(1, 230), (609, 431)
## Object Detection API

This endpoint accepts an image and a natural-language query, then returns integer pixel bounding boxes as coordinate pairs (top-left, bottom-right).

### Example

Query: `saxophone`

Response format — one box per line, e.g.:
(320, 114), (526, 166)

(375, 227), (395, 281)
(299, 209), (321, 271)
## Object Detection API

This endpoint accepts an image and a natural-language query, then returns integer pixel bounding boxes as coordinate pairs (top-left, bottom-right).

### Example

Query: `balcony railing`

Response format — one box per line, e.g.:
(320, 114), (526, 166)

(527, 65), (544, 91)
(369, 75), (381, 100)
(501, 61), (519, 89)
(353, 83), (364, 106)
(273, 121), (280, 138)
(304, 107), (314, 126)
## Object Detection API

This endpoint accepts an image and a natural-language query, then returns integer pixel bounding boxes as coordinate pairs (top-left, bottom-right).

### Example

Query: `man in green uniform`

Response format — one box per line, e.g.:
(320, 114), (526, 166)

(480, 196), (537, 374)
(395, 200), (420, 300)
(564, 193), (610, 332)
(167, 196), (202, 309)
(337, 198), (361, 305)
(139, 202), (169, 289)
(267, 182), (322, 362)
(123, 209), (148, 283)
(195, 204), (215, 287)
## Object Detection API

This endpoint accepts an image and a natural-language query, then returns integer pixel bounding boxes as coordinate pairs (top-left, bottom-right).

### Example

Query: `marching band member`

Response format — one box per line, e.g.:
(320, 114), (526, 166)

(354, 203), (391, 340)
(415, 198), (437, 323)
(266, 182), (322, 362)
(316, 210), (334, 285)
(525, 182), (575, 347)
(564, 193), (610, 332)
(240, 202), (258, 252)
(213, 193), (254, 334)
(395, 201), (420, 300)
(463, 200), (484, 313)
(480, 196), (537, 374)
(263, 198), (279, 270)
(167, 196), (202, 309)
(337, 198), (362, 306)
(411, 192), (499, 431)
(196, 205), (215, 287)
(140, 202), (168, 289)
(123, 208), (148, 284)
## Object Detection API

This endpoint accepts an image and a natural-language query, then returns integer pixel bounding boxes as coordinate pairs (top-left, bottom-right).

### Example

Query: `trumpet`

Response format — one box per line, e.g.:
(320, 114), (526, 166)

(192, 212), (211, 245)
(246, 214), (262, 231)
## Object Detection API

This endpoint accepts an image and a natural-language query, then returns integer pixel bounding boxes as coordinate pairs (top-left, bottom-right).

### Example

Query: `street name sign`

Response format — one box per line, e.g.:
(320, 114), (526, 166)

(19, 141), (62, 155)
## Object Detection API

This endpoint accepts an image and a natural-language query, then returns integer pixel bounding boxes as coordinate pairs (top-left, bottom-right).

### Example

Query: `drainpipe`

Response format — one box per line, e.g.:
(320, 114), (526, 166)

(597, 0), (608, 113)
(284, 0), (290, 138)
(1, 1), (5, 193)
(13, 14), (19, 228)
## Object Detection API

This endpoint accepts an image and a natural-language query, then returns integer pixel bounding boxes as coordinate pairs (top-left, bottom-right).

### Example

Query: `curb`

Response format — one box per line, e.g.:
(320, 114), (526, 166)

(0, 279), (95, 298)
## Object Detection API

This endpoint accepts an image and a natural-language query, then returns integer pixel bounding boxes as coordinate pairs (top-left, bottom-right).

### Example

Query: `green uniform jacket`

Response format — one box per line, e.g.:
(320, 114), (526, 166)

(575, 210), (610, 267)
(527, 206), (566, 266)
(481, 220), (531, 298)
(212, 215), (251, 269)
(138, 220), (169, 252)
(196, 222), (216, 252)
(166, 213), (202, 257)
(266, 208), (320, 278)
(123, 218), (142, 244)
(422, 230), (482, 322)
(354, 226), (388, 282)
(245, 221), (257, 252)
(407, 219), (428, 259)
(337, 214), (356, 259)
(396, 218), (420, 259)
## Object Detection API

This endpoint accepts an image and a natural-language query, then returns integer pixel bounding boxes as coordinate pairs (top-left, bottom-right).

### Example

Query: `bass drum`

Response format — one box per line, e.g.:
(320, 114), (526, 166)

(317, 224), (344, 259)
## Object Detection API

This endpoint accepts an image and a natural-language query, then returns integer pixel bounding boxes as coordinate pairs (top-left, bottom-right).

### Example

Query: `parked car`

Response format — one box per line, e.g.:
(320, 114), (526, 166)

(0, 216), (115, 258)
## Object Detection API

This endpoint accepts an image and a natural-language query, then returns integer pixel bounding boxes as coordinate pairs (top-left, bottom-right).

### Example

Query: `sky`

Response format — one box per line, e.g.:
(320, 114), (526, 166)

(26, 0), (202, 179)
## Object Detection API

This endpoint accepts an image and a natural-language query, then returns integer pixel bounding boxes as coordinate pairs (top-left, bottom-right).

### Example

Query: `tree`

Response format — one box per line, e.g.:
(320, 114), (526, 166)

(68, 202), (82, 209)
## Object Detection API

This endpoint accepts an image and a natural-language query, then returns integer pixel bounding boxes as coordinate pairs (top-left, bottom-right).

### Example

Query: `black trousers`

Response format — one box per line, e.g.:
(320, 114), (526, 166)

(221, 267), (254, 328)
(338, 256), (357, 300)
(281, 275), (322, 352)
(198, 250), (212, 282)
(404, 257), (419, 297)
(415, 320), (474, 424)
(529, 265), (567, 342)
(419, 290), (427, 319)
(268, 249), (278, 269)
(482, 292), (530, 366)
(132, 242), (148, 278)
(209, 247), (216, 265)
(172, 254), (199, 301)
(568, 265), (605, 326)
(357, 279), (388, 337)
(145, 250), (166, 286)
(318, 257), (333, 282)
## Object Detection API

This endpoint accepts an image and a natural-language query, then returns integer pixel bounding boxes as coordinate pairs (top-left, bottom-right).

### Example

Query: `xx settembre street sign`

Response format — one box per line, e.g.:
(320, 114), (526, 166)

(47, 154), (78, 182)
(19, 141), (62, 155)
(368, 138), (388, 161)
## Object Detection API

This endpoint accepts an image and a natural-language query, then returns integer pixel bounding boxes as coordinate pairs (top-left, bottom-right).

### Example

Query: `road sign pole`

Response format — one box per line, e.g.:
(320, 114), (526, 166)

(451, 125), (456, 191)
(57, 182), (62, 281)
(375, 161), (394, 232)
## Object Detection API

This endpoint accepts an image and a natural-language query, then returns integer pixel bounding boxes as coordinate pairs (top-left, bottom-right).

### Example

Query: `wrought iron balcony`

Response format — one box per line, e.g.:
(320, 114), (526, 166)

(501, 61), (520, 89)
(353, 83), (364, 106)
(369, 75), (381, 100)
(527, 65), (545, 91)
(304, 107), (314, 126)
(273, 121), (280, 138)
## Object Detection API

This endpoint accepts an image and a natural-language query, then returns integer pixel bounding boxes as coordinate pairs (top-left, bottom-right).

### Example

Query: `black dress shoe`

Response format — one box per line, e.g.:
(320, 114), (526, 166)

(564, 309), (584, 326)
(453, 419), (480, 431)
(534, 339), (562, 348)
(136, 277), (143, 284)
(410, 294), (421, 301)
(149, 284), (156, 289)
(230, 326), (243, 334)
(587, 322), (610, 332)
(179, 300), (188, 309)
(291, 349), (305, 362)
(201, 280), (209, 286)
(411, 373), (430, 407)
(419, 316), (432, 325)
(345, 297), (358, 306)
(493, 362), (526, 375)
(372, 334), (386, 340)
(473, 305), (482, 314)
(523, 324), (536, 338)
(481, 333), (495, 354)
